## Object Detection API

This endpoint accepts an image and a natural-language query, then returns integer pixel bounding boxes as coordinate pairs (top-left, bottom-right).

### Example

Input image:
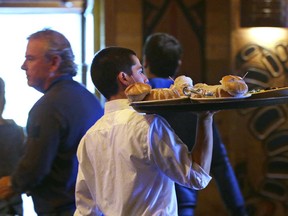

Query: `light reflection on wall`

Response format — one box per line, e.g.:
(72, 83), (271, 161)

(245, 27), (288, 47)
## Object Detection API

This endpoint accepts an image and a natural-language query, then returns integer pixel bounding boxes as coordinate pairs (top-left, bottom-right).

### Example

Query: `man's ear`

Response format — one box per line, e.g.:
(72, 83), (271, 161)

(50, 55), (61, 72)
(118, 72), (130, 86)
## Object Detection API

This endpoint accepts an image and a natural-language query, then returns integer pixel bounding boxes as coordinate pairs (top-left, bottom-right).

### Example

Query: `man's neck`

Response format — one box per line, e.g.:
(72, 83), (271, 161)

(109, 92), (127, 101)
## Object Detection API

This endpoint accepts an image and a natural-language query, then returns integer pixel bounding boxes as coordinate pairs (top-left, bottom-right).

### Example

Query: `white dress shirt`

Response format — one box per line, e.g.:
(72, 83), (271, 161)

(74, 99), (211, 216)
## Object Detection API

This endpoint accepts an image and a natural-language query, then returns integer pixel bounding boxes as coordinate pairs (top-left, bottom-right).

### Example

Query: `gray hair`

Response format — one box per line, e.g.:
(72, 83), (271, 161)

(28, 28), (78, 76)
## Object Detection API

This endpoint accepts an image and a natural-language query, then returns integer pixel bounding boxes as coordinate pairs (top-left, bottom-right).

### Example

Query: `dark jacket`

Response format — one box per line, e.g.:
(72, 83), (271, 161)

(0, 120), (24, 215)
(11, 76), (104, 214)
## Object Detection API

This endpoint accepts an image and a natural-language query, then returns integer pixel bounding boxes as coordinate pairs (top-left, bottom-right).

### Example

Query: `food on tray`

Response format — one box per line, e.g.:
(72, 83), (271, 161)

(174, 75), (193, 88)
(125, 80), (183, 102)
(125, 82), (151, 102)
(192, 83), (222, 98)
(249, 87), (282, 94)
(220, 75), (248, 97)
(191, 75), (249, 98)
(125, 75), (250, 102)
(144, 88), (181, 101)
(249, 86), (288, 98)
(249, 89), (265, 94)
(170, 75), (193, 96)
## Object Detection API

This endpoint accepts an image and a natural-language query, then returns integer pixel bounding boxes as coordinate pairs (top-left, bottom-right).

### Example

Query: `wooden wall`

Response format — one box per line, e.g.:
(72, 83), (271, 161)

(103, 0), (142, 55)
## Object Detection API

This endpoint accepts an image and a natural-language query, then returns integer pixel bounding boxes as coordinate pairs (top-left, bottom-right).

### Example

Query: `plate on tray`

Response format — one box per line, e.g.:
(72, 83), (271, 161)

(190, 94), (251, 102)
(130, 96), (189, 105)
(250, 87), (288, 98)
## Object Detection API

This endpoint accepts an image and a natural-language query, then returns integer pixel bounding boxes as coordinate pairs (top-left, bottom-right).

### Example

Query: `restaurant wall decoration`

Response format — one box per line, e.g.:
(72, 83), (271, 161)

(229, 0), (288, 214)
(233, 36), (288, 216)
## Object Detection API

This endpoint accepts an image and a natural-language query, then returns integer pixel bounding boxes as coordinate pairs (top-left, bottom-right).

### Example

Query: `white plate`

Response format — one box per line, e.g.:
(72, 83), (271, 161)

(131, 96), (189, 105)
(190, 94), (251, 102)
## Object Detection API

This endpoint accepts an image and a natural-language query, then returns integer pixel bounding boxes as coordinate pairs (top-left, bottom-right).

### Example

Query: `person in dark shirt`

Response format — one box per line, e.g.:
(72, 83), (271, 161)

(0, 77), (25, 215)
(0, 29), (104, 215)
(143, 32), (248, 216)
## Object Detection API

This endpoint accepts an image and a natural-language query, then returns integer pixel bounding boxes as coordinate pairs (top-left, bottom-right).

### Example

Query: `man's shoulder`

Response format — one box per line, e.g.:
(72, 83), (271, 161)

(46, 80), (94, 100)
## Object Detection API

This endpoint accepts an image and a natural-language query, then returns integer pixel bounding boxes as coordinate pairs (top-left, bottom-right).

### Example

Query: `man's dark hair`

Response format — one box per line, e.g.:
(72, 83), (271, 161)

(143, 33), (183, 78)
(91, 47), (136, 99)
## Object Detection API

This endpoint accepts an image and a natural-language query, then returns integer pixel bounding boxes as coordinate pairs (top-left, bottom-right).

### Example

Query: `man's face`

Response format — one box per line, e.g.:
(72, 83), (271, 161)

(129, 55), (148, 84)
(21, 39), (53, 92)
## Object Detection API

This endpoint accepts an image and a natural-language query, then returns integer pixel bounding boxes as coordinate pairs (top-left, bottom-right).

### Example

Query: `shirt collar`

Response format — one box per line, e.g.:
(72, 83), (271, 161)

(104, 99), (134, 114)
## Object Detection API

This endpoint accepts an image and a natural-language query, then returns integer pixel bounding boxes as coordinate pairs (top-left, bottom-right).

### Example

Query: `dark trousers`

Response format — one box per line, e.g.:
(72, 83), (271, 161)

(161, 113), (247, 216)
(0, 195), (23, 216)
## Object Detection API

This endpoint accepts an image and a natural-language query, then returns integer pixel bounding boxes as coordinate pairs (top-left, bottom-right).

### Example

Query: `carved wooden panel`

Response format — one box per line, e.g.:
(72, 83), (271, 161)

(142, 0), (206, 82)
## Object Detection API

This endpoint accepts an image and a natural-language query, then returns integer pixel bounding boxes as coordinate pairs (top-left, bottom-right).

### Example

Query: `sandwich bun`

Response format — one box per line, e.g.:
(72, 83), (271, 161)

(220, 75), (248, 97)
(125, 82), (151, 102)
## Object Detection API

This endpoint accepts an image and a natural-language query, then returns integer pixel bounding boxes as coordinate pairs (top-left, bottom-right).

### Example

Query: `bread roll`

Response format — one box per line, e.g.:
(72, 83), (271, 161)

(144, 88), (181, 101)
(125, 82), (151, 102)
(171, 75), (193, 96)
(220, 75), (248, 97)
(215, 86), (234, 97)
(174, 75), (193, 88)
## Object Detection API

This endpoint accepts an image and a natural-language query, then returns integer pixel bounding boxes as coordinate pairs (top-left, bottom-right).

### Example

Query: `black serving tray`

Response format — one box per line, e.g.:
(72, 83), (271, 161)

(130, 96), (288, 114)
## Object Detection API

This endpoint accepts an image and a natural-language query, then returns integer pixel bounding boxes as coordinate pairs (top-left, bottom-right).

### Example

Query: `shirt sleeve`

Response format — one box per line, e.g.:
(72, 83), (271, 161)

(75, 138), (102, 216)
(148, 115), (212, 190)
(11, 104), (63, 192)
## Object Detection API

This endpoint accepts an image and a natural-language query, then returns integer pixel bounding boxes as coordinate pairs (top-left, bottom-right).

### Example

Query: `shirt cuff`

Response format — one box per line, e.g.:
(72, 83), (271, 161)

(191, 162), (212, 189)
